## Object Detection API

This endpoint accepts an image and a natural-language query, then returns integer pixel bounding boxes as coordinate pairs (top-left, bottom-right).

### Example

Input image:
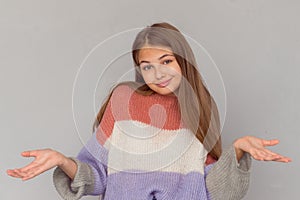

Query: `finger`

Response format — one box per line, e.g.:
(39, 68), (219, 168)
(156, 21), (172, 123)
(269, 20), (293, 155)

(272, 156), (292, 163)
(251, 148), (292, 162)
(268, 157), (289, 163)
(21, 169), (37, 181)
(253, 153), (280, 161)
(21, 165), (47, 181)
(21, 150), (38, 158)
(256, 150), (270, 158)
(262, 139), (279, 147)
(15, 169), (30, 176)
(250, 152), (264, 161)
(7, 169), (23, 178)
(7, 169), (27, 178)
(255, 156), (265, 161)
(252, 149), (277, 161)
(282, 157), (292, 162)
(269, 151), (292, 162)
(18, 161), (40, 173)
(262, 148), (279, 156)
(262, 154), (282, 161)
(261, 152), (292, 162)
(11, 167), (39, 181)
(259, 149), (281, 159)
(285, 157), (292, 162)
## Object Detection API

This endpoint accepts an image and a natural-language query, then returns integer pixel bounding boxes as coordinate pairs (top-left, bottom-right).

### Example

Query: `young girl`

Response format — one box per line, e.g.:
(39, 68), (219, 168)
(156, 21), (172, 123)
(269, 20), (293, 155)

(7, 22), (291, 200)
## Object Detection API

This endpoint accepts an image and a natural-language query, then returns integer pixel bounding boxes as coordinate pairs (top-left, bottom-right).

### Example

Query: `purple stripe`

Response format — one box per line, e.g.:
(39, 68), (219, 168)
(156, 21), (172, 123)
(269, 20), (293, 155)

(103, 171), (210, 200)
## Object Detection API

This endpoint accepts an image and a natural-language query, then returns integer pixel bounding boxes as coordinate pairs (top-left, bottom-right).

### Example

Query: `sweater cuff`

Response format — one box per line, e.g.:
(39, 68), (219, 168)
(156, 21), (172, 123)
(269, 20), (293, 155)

(53, 157), (95, 200)
(234, 145), (252, 173)
(206, 144), (252, 200)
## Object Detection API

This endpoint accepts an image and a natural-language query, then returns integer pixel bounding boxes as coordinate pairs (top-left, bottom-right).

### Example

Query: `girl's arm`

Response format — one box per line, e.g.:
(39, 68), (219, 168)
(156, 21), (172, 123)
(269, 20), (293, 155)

(205, 136), (292, 200)
(52, 139), (108, 200)
(7, 145), (107, 199)
(8, 85), (122, 199)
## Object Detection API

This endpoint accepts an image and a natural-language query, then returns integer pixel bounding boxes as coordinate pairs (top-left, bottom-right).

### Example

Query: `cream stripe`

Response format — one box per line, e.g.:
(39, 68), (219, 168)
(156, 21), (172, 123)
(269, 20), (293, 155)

(103, 120), (207, 175)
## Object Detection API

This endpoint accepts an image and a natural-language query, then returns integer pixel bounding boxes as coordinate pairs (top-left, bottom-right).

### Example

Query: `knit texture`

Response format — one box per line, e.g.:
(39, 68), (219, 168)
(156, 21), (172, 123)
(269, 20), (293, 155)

(53, 84), (251, 200)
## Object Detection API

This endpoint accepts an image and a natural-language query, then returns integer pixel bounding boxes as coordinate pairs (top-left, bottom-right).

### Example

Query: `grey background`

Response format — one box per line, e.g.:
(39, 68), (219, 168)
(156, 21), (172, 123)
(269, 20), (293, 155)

(1, 0), (299, 199)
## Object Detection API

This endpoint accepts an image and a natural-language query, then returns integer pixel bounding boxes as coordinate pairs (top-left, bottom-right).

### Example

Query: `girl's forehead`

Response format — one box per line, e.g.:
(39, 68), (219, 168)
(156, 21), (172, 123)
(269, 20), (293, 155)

(138, 46), (174, 59)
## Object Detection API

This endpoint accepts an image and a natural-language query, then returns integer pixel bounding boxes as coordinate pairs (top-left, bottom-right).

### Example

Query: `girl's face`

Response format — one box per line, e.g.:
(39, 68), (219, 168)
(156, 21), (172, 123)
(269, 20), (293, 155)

(138, 46), (182, 96)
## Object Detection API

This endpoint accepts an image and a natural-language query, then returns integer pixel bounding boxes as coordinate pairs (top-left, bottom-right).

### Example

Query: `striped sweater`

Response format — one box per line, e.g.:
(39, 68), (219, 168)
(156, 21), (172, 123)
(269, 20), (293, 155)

(53, 84), (251, 200)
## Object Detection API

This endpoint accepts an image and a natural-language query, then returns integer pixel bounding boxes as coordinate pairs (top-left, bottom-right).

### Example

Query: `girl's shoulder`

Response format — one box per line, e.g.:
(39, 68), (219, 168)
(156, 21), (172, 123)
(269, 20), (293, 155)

(109, 82), (147, 105)
(111, 82), (137, 99)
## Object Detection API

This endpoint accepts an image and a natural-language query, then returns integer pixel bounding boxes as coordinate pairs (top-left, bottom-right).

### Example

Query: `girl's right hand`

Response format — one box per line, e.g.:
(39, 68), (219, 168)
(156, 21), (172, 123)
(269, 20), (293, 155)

(7, 149), (67, 181)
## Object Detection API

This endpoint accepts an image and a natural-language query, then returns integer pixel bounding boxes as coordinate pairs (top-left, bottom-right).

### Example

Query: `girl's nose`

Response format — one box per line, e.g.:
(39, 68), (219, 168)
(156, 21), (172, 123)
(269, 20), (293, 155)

(154, 67), (166, 80)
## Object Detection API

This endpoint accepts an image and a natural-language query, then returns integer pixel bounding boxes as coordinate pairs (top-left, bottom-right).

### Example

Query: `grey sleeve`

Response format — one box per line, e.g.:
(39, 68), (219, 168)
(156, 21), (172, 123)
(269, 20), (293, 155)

(206, 145), (252, 200)
(53, 157), (95, 200)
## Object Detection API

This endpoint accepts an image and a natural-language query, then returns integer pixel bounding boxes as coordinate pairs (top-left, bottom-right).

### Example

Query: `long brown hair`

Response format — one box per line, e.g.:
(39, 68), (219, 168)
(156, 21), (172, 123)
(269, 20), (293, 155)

(93, 22), (222, 160)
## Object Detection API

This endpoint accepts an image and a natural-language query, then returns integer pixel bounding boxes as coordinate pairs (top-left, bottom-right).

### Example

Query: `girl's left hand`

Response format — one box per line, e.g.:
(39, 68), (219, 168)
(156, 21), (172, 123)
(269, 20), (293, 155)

(233, 136), (292, 163)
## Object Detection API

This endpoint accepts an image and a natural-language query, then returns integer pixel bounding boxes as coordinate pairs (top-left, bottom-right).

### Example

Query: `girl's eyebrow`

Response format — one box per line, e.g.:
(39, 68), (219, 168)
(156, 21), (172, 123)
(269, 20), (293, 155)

(139, 54), (174, 65)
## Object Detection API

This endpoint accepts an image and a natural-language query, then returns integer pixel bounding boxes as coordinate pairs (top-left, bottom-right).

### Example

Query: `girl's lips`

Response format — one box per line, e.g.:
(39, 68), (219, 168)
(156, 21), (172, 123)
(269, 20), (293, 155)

(156, 78), (172, 87)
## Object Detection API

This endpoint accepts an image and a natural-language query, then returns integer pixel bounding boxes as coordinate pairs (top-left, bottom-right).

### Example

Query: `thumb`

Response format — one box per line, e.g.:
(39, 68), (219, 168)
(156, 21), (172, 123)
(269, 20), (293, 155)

(21, 150), (38, 157)
(262, 139), (280, 147)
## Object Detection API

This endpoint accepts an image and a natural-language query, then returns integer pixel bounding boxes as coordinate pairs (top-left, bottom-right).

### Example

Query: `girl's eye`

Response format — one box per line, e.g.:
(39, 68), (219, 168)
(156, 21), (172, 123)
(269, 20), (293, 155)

(163, 59), (173, 65)
(141, 65), (153, 71)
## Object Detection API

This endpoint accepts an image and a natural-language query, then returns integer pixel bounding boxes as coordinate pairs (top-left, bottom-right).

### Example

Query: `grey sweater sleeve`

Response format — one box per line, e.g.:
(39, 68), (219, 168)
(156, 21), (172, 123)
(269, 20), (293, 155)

(206, 144), (252, 200)
(53, 157), (95, 200)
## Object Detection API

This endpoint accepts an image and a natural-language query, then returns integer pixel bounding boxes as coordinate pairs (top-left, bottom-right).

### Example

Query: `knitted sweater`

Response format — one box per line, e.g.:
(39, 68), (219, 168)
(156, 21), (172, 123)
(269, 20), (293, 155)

(53, 84), (251, 200)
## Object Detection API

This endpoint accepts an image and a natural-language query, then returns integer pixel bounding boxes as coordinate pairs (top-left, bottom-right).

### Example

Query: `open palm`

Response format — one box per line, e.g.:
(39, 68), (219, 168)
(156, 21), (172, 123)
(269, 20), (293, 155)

(7, 149), (64, 181)
(234, 136), (292, 162)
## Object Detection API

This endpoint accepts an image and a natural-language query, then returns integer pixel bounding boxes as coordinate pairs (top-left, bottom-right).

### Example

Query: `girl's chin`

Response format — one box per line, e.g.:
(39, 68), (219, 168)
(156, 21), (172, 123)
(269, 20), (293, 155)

(153, 87), (175, 96)
(147, 83), (178, 95)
